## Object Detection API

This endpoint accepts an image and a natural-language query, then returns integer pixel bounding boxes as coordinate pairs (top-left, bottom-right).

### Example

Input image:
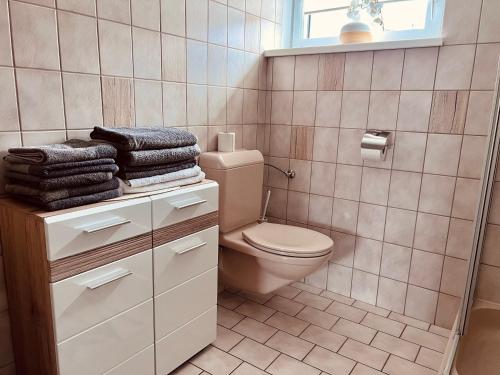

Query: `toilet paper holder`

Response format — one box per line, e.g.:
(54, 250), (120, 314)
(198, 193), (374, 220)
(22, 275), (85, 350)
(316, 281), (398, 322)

(361, 130), (391, 161)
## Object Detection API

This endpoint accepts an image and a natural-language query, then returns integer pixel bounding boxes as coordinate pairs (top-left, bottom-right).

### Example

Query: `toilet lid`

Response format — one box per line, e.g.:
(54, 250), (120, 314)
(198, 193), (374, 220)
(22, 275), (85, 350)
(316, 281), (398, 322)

(242, 223), (333, 257)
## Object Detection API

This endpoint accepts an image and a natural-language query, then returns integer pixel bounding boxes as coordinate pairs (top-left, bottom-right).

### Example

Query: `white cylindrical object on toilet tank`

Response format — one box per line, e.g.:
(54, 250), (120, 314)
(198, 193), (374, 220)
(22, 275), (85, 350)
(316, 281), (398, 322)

(218, 132), (235, 152)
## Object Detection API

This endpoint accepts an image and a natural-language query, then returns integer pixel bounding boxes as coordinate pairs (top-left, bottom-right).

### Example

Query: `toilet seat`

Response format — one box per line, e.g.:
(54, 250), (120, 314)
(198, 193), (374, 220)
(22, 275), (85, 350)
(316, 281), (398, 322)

(242, 222), (333, 258)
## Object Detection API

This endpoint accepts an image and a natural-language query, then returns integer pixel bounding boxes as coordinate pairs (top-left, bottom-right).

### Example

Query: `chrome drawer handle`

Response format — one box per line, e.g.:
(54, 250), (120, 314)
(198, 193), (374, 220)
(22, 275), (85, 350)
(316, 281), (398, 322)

(82, 218), (132, 233)
(175, 242), (207, 255)
(172, 199), (207, 210)
(83, 268), (132, 290)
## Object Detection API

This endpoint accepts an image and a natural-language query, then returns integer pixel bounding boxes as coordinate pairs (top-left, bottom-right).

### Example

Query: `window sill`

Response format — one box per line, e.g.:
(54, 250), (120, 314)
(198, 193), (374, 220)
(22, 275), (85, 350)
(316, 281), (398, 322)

(264, 37), (443, 57)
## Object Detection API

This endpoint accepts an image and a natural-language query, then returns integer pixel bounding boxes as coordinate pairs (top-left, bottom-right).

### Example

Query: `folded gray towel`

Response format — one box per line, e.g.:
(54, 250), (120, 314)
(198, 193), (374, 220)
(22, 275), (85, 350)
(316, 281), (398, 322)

(6, 139), (117, 165)
(117, 160), (196, 180)
(5, 178), (120, 204)
(90, 126), (197, 151)
(7, 171), (114, 191)
(4, 158), (116, 178)
(16, 188), (122, 211)
(118, 144), (201, 167)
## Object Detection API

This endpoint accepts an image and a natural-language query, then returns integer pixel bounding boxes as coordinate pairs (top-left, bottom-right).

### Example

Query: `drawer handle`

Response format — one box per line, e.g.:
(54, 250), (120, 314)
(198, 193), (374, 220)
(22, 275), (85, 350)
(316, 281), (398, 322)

(172, 199), (207, 210)
(82, 218), (132, 234)
(83, 268), (133, 290)
(175, 242), (207, 255)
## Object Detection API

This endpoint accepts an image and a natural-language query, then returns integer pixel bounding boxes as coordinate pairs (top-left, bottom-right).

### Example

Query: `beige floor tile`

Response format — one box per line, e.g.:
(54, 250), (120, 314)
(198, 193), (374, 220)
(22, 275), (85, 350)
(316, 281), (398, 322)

(292, 281), (323, 295)
(218, 306), (245, 328)
(388, 311), (430, 331)
(232, 362), (268, 375)
(320, 290), (355, 305)
(171, 362), (203, 375)
(371, 332), (420, 361)
(300, 324), (347, 352)
(361, 313), (405, 337)
(401, 326), (448, 353)
(294, 291), (333, 310)
(326, 301), (367, 323)
(266, 331), (315, 360)
(429, 324), (451, 337)
(275, 285), (302, 299)
(267, 354), (321, 375)
(235, 301), (276, 322)
(230, 338), (280, 370)
(190, 346), (242, 375)
(265, 311), (310, 336)
(416, 347), (443, 371)
(304, 346), (356, 375)
(351, 363), (385, 375)
(296, 306), (339, 329)
(233, 318), (278, 343)
(265, 295), (305, 316)
(338, 339), (389, 370)
(239, 291), (275, 304)
(383, 355), (437, 375)
(213, 325), (244, 351)
(353, 301), (390, 317)
(331, 318), (377, 344)
(218, 291), (246, 310)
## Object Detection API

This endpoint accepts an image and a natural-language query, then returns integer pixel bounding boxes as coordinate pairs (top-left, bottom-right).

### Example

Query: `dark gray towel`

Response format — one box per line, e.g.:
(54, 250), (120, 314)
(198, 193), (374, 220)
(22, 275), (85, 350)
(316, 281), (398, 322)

(5, 178), (120, 204)
(118, 144), (201, 167)
(6, 139), (117, 165)
(7, 171), (114, 191)
(4, 158), (116, 178)
(117, 161), (196, 180)
(90, 126), (198, 151)
(15, 188), (122, 211)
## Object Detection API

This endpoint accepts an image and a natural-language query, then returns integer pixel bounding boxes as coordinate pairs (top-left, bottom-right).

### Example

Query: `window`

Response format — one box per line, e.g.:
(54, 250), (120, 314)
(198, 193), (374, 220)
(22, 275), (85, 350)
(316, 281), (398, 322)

(288, 0), (444, 48)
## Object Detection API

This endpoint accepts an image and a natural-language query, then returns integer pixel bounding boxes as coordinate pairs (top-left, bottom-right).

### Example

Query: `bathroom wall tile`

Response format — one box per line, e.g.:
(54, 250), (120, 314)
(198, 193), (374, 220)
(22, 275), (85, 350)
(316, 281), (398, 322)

(440, 257), (468, 297)
(97, 0), (130, 23)
(354, 238), (382, 274)
(371, 50), (404, 90)
(245, 13), (261, 53)
(452, 178), (480, 220)
(0, 0), (11, 66)
(435, 293), (460, 329)
(489, 182), (500, 225)
(344, 51), (373, 90)
(360, 168), (390, 206)
(208, 44), (228, 86)
(292, 91), (316, 126)
(227, 48), (245, 87)
(405, 285), (438, 323)
(423, 134), (462, 176)
(272, 56), (295, 90)
(429, 91), (469, 134)
(16, 69), (65, 130)
(478, 0), (500, 43)
(471, 44), (500, 90)
(187, 39), (208, 84)
(351, 270), (378, 305)
(63, 73), (102, 129)
(267, 157), (289, 189)
(21, 130), (66, 146)
(384, 208), (416, 248)
(419, 174), (456, 216)
(287, 191), (309, 224)
(294, 55), (319, 91)
(340, 91), (369, 129)
(269, 125), (291, 158)
(288, 159), (311, 192)
(0, 68), (19, 131)
(465, 91), (494, 136)
(337, 129), (364, 166)
(267, 187), (287, 219)
(409, 250), (443, 291)
(380, 243), (411, 282)
(397, 91), (432, 132)
(186, 0), (208, 41)
(446, 218), (473, 260)
(401, 48), (438, 90)
(392, 132), (427, 172)
(187, 84), (208, 125)
(477, 264), (500, 303)
(58, 11), (99, 74)
(414, 213), (449, 255)
(244, 52), (259, 89)
(101, 76), (134, 127)
(334, 164), (362, 201)
(227, 124), (243, 148)
(317, 53), (345, 91)
(310, 162), (335, 197)
(10, 1), (59, 69)
(376, 278), (407, 314)
(331, 231), (355, 266)
(131, 0), (160, 30)
(261, 0), (275, 21)
(227, 8), (245, 49)
(315, 91), (342, 127)
(290, 126), (314, 160)
(312, 127), (338, 163)
(459, 135), (487, 178)
(163, 82), (186, 126)
(271, 91), (293, 125)
(98, 20), (133, 77)
(260, 18), (275, 52)
(162, 34), (186, 82)
(308, 195), (333, 229)
(227, 88), (244, 124)
(482, 224), (500, 267)
(357, 203), (386, 241)
(228, 0), (245, 10)
(388, 171), (421, 211)
(435, 45), (476, 90)
(133, 28), (161, 80)
(367, 91), (399, 131)
(332, 198), (359, 235)
(246, 0), (261, 16)
(243, 124), (257, 149)
(208, 86), (226, 125)
(134, 80), (163, 126)
(327, 263), (353, 297)
(442, 0), (482, 45)
(207, 125), (225, 151)
(209, 1), (228, 45)
(161, 0), (185, 36)
(57, 0), (95, 16)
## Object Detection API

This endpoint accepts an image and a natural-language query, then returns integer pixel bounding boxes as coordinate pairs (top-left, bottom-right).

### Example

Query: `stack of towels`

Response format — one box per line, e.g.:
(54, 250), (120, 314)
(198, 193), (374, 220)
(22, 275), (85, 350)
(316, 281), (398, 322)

(4, 140), (121, 211)
(90, 126), (205, 194)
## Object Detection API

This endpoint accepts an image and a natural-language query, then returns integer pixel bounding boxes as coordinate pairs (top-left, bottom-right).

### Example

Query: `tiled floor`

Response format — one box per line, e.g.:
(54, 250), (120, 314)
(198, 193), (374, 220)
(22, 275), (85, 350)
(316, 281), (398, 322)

(174, 282), (451, 375)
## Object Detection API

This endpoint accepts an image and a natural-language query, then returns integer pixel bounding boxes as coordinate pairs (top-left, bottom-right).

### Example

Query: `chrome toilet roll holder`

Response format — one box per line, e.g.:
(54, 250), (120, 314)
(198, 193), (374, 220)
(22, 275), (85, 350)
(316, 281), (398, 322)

(361, 130), (391, 161)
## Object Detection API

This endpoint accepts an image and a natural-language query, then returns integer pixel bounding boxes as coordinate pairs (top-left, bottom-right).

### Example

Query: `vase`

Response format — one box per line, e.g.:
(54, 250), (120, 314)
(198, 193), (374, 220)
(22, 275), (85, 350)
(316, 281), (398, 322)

(339, 21), (373, 44)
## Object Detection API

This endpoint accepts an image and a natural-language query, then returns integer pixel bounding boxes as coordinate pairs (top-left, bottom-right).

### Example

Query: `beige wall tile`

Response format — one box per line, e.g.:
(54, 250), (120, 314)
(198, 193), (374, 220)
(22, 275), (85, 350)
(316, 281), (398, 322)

(98, 20), (133, 77)
(131, 0), (160, 30)
(332, 198), (359, 235)
(187, 84), (208, 125)
(465, 91), (494, 136)
(384, 208), (416, 248)
(446, 218), (473, 260)
(376, 277), (406, 314)
(227, 88), (243, 124)
(244, 52), (259, 89)
(97, 0), (130, 24)
(101, 76), (134, 127)
(317, 53), (344, 91)
(186, 0), (208, 41)
(471, 43), (500, 90)
(419, 174), (456, 216)
(63, 73), (102, 129)
(310, 162), (335, 196)
(388, 171), (421, 211)
(57, 0), (95, 16)
(459, 135), (487, 178)
(414, 213), (449, 254)
(334, 164), (362, 200)
(409, 250), (444, 291)
(337, 129), (364, 165)
(286, 190), (309, 224)
(163, 82), (186, 126)
(312, 127), (338, 163)
(245, 13), (260, 53)
(22, 130), (66, 145)
(344, 51), (373, 90)
(371, 50), (404, 91)
(477, 264), (500, 303)
(288, 159), (311, 192)
(290, 126), (313, 160)
(161, 0), (185, 36)
(340, 91), (369, 129)
(404, 286), (438, 323)
(260, 18), (275, 52)
(351, 270), (378, 305)
(429, 91), (469, 134)
(294, 55), (318, 91)
(161, 34), (186, 82)
(367, 91), (399, 130)
(354, 238), (382, 274)
(132, 28), (161, 80)
(272, 56), (295, 90)
(440, 256), (468, 297)
(435, 45), (475, 90)
(424, 134), (462, 175)
(327, 264), (353, 297)
(380, 243), (411, 282)
(397, 91), (432, 132)
(478, 0), (500, 43)
(271, 91), (293, 125)
(269, 125), (290, 158)
(442, 0), (482, 44)
(401, 47), (438, 90)
(315, 91), (341, 127)
(357, 203), (386, 241)
(227, 8), (245, 49)
(208, 86), (227, 125)
(134, 79), (162, 126)
(0, 0), (11, 66)
(452, 177), (480, 220)
(0, 68), (19, 131)
(292, 91), (316, 126)
(209, 1), (227, 46)
(435, 293), (460, 329)
(392, 131), (427, 172)
(360, 167), (390, 206)
(187, 39), (208, 84)
(243, 89), (258, 124)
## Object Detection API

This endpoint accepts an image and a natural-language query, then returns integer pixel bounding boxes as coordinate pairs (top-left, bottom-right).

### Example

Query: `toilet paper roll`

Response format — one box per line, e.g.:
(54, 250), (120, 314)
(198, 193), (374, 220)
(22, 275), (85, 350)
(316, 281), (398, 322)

(218, 132), (236, 152)
(361, 147), (386, 162)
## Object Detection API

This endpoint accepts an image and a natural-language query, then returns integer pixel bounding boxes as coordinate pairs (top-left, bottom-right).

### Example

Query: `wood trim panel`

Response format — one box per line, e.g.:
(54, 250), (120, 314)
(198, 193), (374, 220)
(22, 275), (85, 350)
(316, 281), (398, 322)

(49, 232), (152, 283)
(153, 211), (219, 247)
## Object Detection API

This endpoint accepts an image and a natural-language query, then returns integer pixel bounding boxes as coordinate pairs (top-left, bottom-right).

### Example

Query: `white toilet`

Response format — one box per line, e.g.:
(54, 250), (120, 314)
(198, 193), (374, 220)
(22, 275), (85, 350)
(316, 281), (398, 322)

(199, 150), (334, 294)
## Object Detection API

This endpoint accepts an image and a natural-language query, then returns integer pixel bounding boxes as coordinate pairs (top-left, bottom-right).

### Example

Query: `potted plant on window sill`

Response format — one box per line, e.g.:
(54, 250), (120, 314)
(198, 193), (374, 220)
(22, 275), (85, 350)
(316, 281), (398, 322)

(340, 0), (383, 44)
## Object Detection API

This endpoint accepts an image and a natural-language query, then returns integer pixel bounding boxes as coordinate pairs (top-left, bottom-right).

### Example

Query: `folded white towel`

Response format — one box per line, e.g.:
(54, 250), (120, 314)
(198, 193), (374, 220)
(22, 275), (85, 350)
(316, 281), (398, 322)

(124, 165), (201, 188)
(120, 171), (205, 194)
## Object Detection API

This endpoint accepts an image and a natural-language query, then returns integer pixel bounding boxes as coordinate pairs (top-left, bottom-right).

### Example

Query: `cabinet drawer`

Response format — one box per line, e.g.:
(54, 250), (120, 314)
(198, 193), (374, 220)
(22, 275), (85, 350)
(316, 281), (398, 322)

(151, 182), (218, 230)
(104, 345), (155, 375)
(57, 299), (154, 375)
(155, 267), (217, 339)
(44, 197), (151, 261)
(154, 226), (218, 295)
(156, 306), (216, 375)
(51, 250), (153, 342)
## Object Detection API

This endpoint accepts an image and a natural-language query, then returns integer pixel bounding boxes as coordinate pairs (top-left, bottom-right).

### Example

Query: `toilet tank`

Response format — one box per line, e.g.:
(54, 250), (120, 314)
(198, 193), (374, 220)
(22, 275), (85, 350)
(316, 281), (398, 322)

(199, 150), (264, 233)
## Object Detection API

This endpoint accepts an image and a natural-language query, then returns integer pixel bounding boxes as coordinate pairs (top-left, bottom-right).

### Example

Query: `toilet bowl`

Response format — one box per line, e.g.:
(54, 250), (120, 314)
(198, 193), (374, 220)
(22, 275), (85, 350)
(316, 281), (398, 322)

(199, 150), (334, 294)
